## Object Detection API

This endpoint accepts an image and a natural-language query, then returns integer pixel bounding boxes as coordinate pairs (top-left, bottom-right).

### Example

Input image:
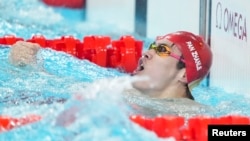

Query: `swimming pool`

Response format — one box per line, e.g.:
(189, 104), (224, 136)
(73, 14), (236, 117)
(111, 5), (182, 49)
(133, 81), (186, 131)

(1, 0), (250, 140)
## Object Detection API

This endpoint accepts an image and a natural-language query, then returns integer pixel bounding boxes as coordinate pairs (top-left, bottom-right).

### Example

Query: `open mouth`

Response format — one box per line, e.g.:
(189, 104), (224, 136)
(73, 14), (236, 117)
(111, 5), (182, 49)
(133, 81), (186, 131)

(138, 59), (144, 71)
(132, 58), (144, 75)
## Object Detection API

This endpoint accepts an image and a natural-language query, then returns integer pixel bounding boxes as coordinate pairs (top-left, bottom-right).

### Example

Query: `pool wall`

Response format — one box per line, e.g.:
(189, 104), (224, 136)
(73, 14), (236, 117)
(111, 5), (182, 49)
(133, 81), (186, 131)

(209, 0), (250, 96)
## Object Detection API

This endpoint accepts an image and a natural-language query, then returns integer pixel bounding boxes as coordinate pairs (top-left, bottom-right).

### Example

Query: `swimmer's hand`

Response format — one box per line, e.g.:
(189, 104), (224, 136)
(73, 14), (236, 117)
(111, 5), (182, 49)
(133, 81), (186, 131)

(9, 41), (41, 67)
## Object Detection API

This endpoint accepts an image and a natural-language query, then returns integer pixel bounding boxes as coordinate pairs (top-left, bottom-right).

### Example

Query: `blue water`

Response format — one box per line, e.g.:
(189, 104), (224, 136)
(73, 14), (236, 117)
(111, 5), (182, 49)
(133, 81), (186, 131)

(0, 0), (250, 141)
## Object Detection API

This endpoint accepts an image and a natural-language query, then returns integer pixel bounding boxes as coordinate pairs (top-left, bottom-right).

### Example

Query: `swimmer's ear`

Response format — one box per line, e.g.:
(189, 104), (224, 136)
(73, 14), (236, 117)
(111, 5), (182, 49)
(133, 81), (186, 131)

(178, 68), (188, 83)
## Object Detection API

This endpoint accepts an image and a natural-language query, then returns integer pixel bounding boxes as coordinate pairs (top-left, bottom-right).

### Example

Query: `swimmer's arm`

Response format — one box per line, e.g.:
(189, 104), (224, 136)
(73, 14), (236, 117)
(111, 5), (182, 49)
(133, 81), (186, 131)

(56, 106), (79, 127)
(8, 41), (53, 74)
(9, 41), (41, 67)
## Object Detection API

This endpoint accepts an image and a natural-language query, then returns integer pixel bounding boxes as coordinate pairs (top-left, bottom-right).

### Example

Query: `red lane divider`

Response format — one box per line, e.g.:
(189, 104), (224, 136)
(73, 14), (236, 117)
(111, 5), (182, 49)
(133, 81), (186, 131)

(0, 114), (42, 133)
(80, 36), (110, 67)
(42, 0), (85, 9)
(130, 115), (250, 141)
(0, 34), (143, 73)
(113, 36), (143, 73)
(26, 35), (47, 47)
(0, 113), (249, 140)
(0, 35), (24, 45)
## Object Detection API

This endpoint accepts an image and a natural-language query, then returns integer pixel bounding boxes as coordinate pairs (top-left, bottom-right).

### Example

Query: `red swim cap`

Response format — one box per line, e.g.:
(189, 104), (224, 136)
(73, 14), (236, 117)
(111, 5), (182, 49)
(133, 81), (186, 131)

(157, 31), (213, 88)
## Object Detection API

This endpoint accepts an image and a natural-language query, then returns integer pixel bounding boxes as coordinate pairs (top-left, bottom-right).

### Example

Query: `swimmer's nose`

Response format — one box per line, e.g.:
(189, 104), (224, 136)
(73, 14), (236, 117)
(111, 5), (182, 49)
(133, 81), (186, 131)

(142, 49), (156, 59)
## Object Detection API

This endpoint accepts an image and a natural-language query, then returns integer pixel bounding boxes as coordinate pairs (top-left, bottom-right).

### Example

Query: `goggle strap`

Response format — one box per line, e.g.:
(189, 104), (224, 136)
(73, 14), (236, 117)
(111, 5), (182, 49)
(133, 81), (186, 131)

(169, 43), (186, 63)
(169, 42), (175, 48)
(170, 53), (186, 63)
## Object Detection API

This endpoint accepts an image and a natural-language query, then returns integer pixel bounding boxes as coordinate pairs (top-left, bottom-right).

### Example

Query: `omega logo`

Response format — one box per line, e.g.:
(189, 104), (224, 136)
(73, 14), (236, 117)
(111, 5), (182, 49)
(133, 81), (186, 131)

(216, 2), (247, 42)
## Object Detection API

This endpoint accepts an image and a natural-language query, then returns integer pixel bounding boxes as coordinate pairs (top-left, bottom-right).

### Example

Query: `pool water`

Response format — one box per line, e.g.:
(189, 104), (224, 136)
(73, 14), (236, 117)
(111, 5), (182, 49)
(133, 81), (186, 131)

(0, 0), (250, 140)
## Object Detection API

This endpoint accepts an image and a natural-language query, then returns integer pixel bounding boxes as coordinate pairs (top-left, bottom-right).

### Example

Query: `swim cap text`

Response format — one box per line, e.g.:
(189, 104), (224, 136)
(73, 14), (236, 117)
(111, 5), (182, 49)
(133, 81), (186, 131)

(186, 41), (202, 71)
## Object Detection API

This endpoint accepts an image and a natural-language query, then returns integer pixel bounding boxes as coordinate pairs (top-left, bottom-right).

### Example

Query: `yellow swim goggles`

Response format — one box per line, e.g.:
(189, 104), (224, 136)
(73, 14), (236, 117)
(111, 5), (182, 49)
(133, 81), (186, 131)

(148, 42), (185, 63)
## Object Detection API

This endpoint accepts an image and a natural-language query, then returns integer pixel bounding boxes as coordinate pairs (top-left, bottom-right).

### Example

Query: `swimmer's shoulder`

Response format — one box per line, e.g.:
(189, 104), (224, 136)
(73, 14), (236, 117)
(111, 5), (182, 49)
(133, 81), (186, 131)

(156, 98), (213, 116)
(161, 97), (210, 109)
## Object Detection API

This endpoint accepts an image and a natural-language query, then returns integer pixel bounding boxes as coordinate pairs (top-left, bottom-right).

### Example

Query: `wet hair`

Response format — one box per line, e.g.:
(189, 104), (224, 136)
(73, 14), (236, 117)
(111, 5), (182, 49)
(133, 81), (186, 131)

(176, 56), (195, 100)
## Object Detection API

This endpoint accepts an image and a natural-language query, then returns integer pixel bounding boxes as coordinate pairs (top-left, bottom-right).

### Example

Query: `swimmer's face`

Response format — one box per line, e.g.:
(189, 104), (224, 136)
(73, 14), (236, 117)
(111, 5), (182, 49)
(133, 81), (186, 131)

(132, 39), (185, 96)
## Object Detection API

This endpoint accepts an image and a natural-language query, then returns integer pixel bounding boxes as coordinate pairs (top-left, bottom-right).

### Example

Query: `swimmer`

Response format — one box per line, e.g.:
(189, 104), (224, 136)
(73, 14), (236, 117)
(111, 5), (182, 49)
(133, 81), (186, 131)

(8, 31), (213, 117)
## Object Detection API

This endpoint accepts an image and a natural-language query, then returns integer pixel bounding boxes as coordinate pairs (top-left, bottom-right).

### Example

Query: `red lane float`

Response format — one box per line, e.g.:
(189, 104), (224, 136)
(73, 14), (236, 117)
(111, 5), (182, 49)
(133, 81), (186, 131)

(42, 0), (85, 9)
(0, 35), (143, 73)
(0, 115), (42, 132)
(26, 35), (47, 48)
(111, 36), (142, 72)
(80, 36), (110, 67)
(0, 113), (250, 141)
(130, 115), (250, 141)
(0, 35), (24, 45)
